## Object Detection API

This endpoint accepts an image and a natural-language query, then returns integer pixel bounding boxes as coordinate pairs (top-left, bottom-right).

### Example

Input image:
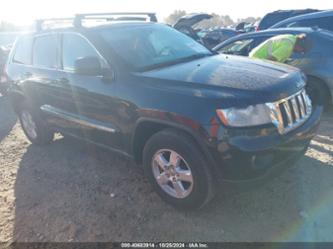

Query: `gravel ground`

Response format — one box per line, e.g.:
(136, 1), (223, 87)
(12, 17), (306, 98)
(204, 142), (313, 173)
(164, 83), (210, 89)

(0, 95), (333, 242)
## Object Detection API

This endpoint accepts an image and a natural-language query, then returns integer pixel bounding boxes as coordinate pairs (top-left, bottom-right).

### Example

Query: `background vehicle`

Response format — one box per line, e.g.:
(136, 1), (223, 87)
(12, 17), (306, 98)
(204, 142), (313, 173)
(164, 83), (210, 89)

(6, 14), (321, 210)
(257, 9), (320, 31)
(235, 22), (257, 33)
(174, 13), (240, 48)
(202, 28), (241, 48)
(0, 32), (19, 95)
(213, 27), (333, 109)
(0, 45), (11, 95)
(173, 13), (212, 42)
(271, 10), (333, 32)
(235, 22), (249, 31)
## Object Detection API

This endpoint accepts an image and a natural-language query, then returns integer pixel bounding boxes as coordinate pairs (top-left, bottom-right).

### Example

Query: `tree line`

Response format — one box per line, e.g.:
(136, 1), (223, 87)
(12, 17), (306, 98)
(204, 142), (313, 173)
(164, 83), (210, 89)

(165, 10), (260, 28)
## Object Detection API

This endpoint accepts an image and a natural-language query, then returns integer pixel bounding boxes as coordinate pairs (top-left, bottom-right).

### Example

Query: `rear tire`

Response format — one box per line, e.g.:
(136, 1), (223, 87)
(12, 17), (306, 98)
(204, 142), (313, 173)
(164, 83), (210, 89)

(143, 129), (215, 210)
(18, 105), (54, 145)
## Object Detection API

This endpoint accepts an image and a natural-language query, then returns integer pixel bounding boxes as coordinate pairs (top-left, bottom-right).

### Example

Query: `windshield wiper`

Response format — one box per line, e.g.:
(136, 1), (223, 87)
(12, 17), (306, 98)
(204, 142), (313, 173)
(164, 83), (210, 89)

(141, 53), (212, 71)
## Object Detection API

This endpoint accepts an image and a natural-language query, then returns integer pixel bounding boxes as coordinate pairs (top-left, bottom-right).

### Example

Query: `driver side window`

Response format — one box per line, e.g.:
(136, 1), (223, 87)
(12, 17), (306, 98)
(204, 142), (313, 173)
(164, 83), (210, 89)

(62, 33), (101, 71)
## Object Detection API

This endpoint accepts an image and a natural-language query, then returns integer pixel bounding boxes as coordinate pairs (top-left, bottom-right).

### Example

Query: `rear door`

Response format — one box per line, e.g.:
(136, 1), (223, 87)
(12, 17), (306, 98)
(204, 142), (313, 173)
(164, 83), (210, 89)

(5, 35), (34, 95)
(30, 33), (78, 131)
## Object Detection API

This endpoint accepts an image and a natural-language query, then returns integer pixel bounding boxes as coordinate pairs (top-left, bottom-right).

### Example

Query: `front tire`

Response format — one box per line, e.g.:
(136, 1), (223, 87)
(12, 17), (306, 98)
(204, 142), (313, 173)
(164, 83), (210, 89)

(18, 106), (54, 145)
(143, 129), (215, 210)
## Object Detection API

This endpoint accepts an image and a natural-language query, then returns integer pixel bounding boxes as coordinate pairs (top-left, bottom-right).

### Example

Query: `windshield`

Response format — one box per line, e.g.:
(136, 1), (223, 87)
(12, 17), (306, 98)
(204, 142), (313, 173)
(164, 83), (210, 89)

(96, 24), (212, 70)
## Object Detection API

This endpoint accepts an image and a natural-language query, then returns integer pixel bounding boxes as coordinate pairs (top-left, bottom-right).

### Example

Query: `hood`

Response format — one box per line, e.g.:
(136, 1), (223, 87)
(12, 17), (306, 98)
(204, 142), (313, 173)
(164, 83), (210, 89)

(174, 13), (212, 29)
(136, 54), (305, 107)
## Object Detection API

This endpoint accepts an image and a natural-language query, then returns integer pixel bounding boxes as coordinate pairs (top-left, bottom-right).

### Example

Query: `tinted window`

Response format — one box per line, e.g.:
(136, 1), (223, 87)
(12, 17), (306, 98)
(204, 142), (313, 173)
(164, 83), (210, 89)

(288, 16), (333, 32)
(318, 16), (333, 31)
(12, 36), (33, 65)
(218, 39), (254, 56)
(33, 34), (58, 68)
(97, 24), (211, 70)
(62, 34), (100, 71)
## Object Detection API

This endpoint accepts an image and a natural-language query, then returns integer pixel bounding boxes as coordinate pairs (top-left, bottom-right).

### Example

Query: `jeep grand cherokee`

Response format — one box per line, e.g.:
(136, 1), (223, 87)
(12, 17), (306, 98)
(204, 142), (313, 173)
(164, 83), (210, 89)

(5, 13), (322, 209)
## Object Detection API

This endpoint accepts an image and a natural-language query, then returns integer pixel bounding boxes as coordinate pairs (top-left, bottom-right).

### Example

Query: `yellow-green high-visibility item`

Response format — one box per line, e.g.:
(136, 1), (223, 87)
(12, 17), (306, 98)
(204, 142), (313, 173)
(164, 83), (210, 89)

(249, 34), (297, 63)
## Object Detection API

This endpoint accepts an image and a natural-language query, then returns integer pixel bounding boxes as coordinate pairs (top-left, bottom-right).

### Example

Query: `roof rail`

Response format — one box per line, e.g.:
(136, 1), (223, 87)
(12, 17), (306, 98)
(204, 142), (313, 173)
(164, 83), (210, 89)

(36, 18), (74, 32)
(36, 12), (157, 31)
(73, 12), (157, 27)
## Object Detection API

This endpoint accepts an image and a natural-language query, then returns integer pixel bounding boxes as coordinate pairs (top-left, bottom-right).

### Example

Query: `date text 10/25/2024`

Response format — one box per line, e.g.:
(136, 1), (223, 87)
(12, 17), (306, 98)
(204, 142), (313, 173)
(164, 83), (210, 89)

(120, 242), (208, 248)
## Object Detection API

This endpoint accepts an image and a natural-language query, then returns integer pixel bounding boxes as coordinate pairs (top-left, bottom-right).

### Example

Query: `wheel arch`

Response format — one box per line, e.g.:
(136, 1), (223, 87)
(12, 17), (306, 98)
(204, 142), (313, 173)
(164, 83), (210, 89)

(306, 74), (332, 107)
(131, 118), (218, 174)
(8, 89), (28, 114)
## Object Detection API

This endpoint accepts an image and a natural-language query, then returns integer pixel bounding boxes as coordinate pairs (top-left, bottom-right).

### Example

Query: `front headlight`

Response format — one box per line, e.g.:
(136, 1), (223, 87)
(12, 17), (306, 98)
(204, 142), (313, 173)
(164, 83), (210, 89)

(216, 104), (272, 127)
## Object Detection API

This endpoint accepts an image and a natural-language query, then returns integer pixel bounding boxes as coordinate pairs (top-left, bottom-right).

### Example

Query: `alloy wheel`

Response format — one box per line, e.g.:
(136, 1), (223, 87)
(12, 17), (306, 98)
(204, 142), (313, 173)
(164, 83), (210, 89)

(152, 149), (194, 199)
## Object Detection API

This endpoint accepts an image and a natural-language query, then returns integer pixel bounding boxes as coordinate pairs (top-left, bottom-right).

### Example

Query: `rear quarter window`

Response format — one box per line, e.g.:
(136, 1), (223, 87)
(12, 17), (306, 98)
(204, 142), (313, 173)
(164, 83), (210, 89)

(12, 36), (33, 65)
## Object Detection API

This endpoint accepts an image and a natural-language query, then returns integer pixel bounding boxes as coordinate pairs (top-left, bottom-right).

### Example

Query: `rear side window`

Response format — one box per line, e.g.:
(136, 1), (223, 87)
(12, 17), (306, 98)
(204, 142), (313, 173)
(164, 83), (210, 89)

(33, 34), (59, 69)
(12, 36), (33, 65)
(317, 16), (333, 31)
(288, 16), (333, 32)
(62, 33), (100, 71)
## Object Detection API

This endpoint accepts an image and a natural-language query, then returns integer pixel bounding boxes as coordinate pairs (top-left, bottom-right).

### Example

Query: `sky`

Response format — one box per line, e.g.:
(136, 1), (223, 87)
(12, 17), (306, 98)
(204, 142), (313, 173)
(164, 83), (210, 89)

(1, 0), (332, 25)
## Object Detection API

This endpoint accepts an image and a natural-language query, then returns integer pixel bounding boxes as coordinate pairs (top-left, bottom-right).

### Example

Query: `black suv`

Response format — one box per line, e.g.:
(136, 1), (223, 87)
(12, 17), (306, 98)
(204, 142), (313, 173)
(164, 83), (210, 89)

(5, 13), (322, 209)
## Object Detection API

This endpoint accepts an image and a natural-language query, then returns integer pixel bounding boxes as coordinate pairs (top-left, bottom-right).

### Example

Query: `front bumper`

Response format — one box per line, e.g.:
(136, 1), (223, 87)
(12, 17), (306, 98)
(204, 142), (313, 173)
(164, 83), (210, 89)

(207, 105), (322, 181)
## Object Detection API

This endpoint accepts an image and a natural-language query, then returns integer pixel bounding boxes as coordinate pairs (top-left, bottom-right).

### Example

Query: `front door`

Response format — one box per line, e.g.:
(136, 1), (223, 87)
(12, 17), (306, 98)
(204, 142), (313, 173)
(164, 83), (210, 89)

(57, 33), (124, 150)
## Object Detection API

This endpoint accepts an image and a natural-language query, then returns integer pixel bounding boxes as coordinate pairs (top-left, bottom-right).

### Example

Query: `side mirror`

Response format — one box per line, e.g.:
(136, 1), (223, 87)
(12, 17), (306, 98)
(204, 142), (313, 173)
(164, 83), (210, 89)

(74, 56), (102, 76)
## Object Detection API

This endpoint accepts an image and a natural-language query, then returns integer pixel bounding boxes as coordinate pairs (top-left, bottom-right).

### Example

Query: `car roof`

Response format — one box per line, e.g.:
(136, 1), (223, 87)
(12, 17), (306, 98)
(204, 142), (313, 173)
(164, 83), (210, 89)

(246, 27), (315, 35)
(262, 9), (320, 17)
(258, 9), (320, 29)
(227, 27), (314, 40)
(271, 10), (333, 28)
(213, 27), (316, 50)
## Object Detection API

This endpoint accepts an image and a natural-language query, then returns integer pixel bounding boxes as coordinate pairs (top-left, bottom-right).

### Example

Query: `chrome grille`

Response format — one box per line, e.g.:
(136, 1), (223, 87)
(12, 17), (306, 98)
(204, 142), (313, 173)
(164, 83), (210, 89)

(266, 90), (312, 134)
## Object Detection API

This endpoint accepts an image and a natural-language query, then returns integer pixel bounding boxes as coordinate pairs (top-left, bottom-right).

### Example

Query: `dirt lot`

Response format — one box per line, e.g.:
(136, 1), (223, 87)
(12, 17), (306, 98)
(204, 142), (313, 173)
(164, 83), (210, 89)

(0, 95), (333, 242)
